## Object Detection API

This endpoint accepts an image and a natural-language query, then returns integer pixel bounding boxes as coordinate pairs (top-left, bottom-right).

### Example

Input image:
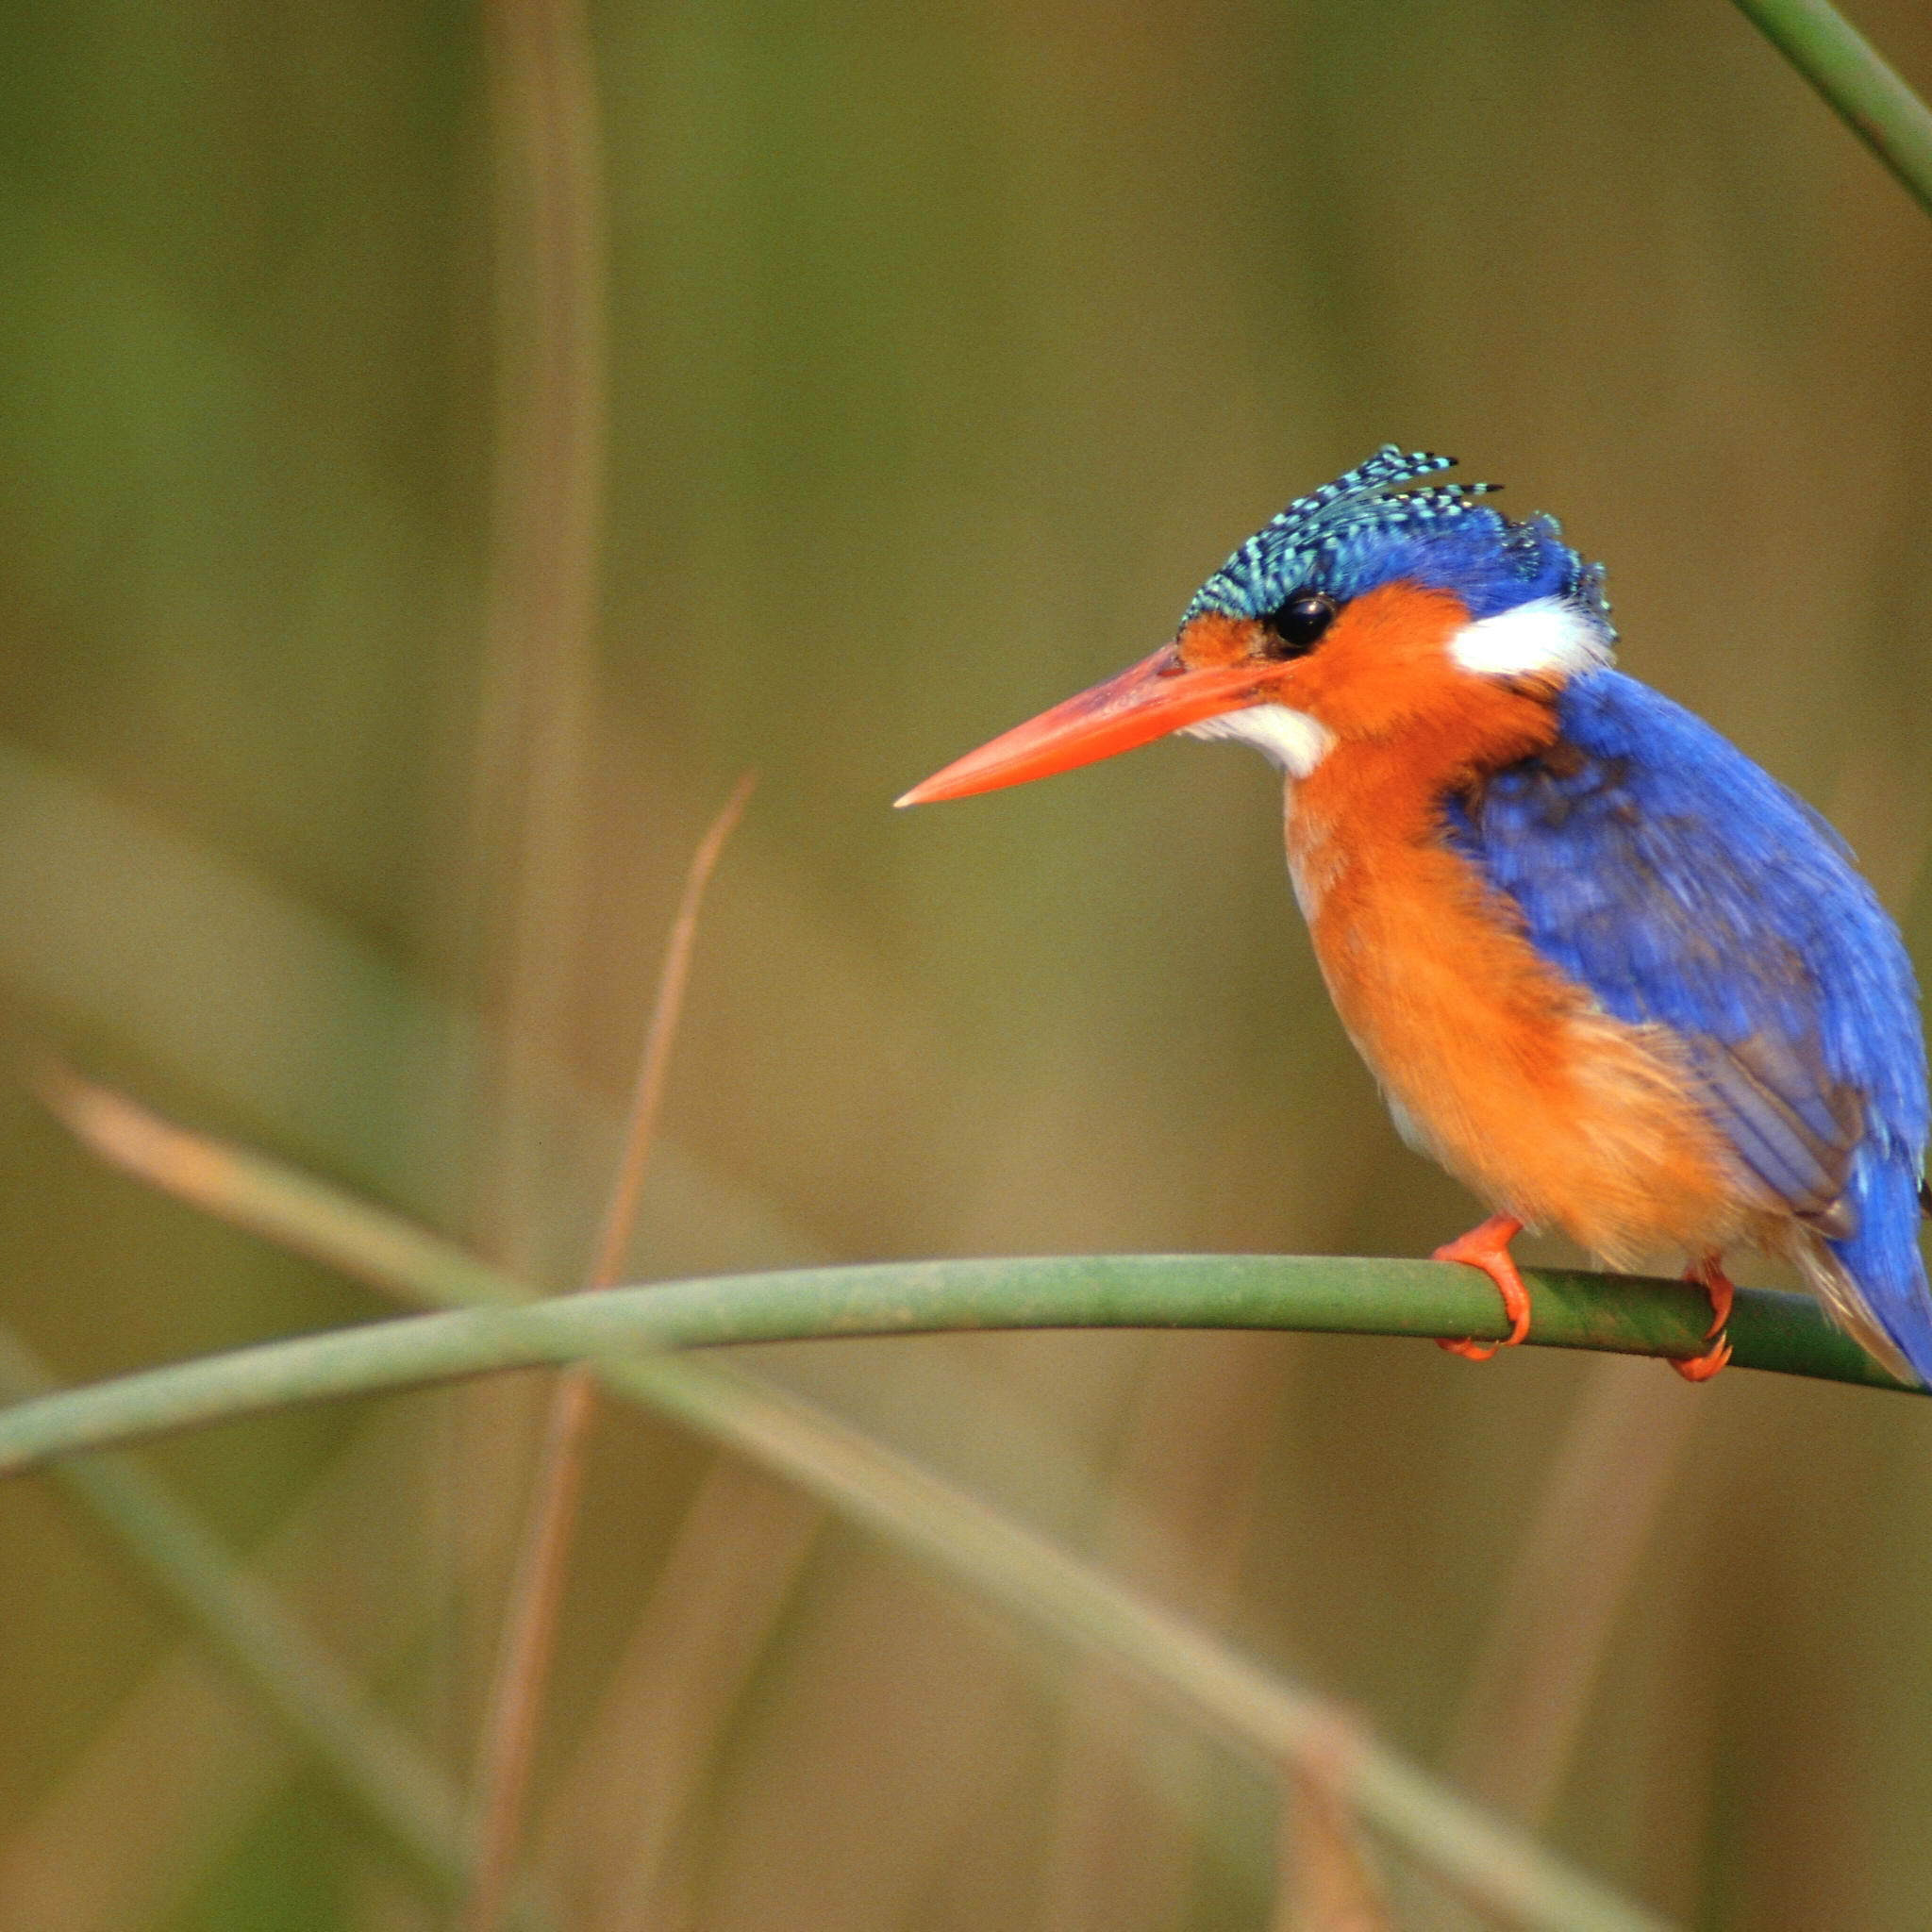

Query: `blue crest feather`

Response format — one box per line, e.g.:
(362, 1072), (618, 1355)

(1185, 444), (1612, 633)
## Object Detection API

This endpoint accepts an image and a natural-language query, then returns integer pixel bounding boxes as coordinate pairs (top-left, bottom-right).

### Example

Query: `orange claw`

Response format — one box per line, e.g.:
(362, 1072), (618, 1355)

(1672, 1257), (1735, 1383)
(1433, 1214), (1530, 1361)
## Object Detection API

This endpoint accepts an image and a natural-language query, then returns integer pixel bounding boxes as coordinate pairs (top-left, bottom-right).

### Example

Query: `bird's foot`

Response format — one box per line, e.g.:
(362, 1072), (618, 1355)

(1433, 1215), (1530, 1361)
(1672, 1257), (1734, 1383)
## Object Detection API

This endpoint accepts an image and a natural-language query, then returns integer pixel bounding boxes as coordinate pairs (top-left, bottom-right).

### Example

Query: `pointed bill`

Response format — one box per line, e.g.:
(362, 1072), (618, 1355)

(894, 646), (1267, 807)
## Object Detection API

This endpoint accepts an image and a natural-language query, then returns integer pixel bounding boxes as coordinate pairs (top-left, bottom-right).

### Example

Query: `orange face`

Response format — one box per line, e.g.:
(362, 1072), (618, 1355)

(896, 580), (1542, 808)
(1174, 587), (1498, 736)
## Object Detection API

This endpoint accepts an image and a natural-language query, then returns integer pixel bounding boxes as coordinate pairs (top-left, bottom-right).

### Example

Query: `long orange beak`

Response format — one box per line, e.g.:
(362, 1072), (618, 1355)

(894, 645), (1269, 807)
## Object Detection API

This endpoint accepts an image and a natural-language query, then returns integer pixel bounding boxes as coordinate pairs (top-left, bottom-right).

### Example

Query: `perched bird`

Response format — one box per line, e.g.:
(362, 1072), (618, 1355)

(898, 447), (1931, 1384)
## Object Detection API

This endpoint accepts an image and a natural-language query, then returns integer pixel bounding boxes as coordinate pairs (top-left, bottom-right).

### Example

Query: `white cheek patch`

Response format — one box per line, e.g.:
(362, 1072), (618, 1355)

(1447, 595), (1613, 679)
(1179, 703), (1336, 777)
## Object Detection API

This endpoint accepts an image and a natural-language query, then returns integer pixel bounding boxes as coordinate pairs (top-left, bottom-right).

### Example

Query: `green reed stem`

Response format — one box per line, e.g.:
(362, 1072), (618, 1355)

(0, 1291), (1671, 1932)
(25, 1084), (1695, 1930)
(1733, 0), (1932, 216)
(0, 1254), (1908, 1487)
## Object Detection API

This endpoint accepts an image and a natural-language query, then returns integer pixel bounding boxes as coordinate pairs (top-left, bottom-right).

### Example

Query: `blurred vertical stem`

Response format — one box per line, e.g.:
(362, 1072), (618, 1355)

(463, 779), (752, 1932)
(459, 0), (608, 1901)
(1448, 1360), (1702, 1823)
(541, 1461), (825, 1926)
(1424, 1360), (1705, 1932)
(1732, 0), (1932, 217)
(470, 0), (607, 1265)
(1039, 1337), (1291, 1931)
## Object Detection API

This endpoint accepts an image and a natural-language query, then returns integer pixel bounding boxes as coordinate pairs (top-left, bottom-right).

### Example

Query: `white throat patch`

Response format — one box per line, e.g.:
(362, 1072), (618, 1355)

(1447, 595), (1612, 679)
(1179, 703), (1335, 777)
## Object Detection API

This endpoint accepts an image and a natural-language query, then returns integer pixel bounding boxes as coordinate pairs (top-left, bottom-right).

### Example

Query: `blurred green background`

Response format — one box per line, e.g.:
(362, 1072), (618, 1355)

(4, 0), (1932, 1925)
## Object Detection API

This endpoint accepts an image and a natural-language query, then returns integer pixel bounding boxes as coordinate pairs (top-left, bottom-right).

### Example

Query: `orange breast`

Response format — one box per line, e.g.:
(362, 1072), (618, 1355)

(1287, 730), (1766, 1268)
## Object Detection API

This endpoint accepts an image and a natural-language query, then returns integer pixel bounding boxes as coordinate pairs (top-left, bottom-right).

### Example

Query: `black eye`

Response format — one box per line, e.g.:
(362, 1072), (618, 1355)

(1260, 591), (1338, 658)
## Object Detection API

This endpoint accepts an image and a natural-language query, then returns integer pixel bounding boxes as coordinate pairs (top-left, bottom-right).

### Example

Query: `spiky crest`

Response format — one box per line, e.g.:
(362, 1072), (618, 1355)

(1182, 445), (1614, 639)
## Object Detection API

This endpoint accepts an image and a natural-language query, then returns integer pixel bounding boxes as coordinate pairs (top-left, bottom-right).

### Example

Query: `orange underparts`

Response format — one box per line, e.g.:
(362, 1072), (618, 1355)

(1674, 1257), (1735, 1382)
(1433, 1214), (1531, 1360)
(1283, 588), (1757, 1279)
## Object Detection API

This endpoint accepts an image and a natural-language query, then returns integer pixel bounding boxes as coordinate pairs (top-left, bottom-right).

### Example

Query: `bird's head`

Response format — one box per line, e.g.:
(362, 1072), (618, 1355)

(896, 447), (1615, 806)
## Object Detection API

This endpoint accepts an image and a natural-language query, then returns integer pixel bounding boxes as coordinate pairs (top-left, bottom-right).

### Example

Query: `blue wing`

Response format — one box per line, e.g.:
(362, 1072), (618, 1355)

(1447, 670), (1932, 1383)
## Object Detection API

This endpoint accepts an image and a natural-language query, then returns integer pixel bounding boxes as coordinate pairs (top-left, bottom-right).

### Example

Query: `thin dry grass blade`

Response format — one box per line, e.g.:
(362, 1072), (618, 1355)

(1448, 1357), (1703, 1827)
(536, 1457), (824, 1927)
(463, 777), (752, 1932)
(581, 775), (757, 1291)
(1274, 1727), (1395, 1932)
(1039, 1333), (1292, 1930)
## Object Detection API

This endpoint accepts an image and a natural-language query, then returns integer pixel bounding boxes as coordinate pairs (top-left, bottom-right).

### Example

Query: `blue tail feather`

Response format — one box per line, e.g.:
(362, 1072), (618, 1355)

(1819, 1144), (1932, 1387)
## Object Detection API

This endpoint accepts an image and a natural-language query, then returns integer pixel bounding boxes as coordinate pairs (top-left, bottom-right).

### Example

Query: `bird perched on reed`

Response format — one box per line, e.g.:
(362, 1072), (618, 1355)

(898, 447), (1930, 1384)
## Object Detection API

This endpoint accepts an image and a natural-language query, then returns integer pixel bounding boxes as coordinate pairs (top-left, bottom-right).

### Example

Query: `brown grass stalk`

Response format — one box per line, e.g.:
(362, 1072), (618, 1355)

(537, 1457), (824, 1926)
(1274, 1735), (1394, 1932)
(1447, 1357), (1702, 1821)
(442, 0), (612, 1830)
(461, 775), (753, 1932)
(1038, 1333), (1292, 1930)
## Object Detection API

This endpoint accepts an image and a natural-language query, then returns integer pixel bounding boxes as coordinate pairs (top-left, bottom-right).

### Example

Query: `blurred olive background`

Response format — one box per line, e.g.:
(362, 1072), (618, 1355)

(4, 0), (1932, 1926)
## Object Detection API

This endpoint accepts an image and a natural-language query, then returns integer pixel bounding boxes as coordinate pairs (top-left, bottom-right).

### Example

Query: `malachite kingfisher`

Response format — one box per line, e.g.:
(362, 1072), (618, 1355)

(898, 447), (1931, 1384)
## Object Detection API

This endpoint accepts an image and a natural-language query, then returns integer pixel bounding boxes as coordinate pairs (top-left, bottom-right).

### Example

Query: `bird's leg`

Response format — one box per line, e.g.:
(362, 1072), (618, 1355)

(1672, 1257), (1734, 1383)
(1433, 1214), (1530, 1361)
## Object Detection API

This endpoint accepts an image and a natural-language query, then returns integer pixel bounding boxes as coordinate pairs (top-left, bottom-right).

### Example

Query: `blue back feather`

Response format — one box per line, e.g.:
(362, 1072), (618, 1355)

(1448, 671), (1932, 1379)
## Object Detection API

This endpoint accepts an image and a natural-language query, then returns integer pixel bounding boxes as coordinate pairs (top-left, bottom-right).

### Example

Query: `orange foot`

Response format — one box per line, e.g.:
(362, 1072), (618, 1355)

(1433, 1214), (1530, 1361)
(1673, 1257), (1735, 1383)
